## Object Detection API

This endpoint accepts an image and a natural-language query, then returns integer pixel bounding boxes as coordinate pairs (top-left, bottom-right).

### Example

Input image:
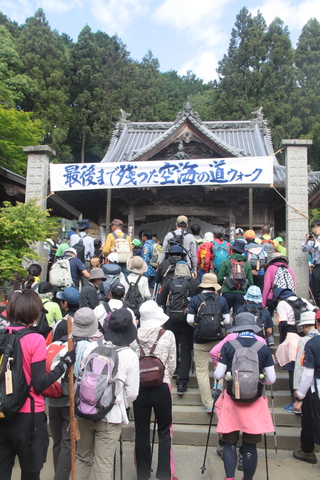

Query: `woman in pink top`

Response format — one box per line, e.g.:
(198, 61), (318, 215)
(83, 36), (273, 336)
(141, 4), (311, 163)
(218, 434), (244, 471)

(0, 290), (75, 480)
(262, 253), (295, 315)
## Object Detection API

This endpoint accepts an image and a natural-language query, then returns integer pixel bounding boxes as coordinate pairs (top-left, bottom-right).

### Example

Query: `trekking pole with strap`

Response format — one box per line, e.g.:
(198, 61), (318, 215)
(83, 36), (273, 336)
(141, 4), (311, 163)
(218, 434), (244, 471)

(269, 384), (278, 454)
(67, 315), (78, 480)
(264, 433), (269, 480)
(200, 381), (219, 474)
(119, 434), (123, 480)
(150, 416), (157, 473)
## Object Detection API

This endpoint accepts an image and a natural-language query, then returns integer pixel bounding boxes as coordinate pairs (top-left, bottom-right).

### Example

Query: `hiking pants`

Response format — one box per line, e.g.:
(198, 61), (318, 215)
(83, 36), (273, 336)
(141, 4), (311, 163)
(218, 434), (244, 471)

(301, 389), (314, 453)
(76, 416), (121, 480)
(49, 405), (71, 480)
(133, 383), (173, 480)
(222, 292), (245, 319)
(194, 341), (218, 409)
(165, 320), (194, 385)
(312, 264), (320, 307)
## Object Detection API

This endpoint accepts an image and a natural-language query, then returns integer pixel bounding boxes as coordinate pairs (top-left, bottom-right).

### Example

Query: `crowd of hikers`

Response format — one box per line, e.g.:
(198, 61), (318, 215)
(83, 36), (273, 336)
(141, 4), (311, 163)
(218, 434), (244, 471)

(1, 215), (320, 480)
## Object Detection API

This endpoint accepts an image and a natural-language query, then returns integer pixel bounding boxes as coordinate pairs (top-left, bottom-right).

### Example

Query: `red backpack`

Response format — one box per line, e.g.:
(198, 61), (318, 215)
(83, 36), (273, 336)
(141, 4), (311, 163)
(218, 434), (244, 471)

(197, 242), (213, 272)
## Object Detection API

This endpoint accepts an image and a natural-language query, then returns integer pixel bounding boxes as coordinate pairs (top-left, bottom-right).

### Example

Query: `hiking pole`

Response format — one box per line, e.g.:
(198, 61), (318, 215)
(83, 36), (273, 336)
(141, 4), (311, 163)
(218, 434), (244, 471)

(200, 381), (218, 474)
(150, 416), (157, 473)
(113, 450), (116, 480)
(119, 434), (123, 480)
(67, 315), (77, 480)
(264, 433), (269, 480)
(270, 384), (278, 454)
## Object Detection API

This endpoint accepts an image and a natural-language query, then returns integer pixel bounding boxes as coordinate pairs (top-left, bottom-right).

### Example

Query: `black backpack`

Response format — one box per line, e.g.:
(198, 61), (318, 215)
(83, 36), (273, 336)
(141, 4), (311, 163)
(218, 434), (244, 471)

(0, 328), (34, 421)
(167, 231), (191, 263)
(73, 237), (86, 263)
(123, 276), (144, 319)
(167, 276), (190, 322)
(195, 293), (224, 341)
(285, 297), (309, 324)
(244, 304), (264, 336)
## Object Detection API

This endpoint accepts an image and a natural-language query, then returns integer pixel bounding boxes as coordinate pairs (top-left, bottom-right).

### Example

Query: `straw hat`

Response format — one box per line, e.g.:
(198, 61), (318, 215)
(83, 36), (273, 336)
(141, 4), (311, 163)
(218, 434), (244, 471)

(127, 256), (148, 275)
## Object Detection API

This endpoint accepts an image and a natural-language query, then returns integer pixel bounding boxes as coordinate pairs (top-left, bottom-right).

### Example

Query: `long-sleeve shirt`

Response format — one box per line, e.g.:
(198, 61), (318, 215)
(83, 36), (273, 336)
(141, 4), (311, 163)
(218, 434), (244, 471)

(218, 253), (254, 294)
(141, 239), (157, 277)
(293, 328), (319, 390)
(70, 232), (94, 260)
(262, 261), (295, 306)
(103, 229), (132, 257)
(301, 237), (320, 264)
(159, 229), (197, 269)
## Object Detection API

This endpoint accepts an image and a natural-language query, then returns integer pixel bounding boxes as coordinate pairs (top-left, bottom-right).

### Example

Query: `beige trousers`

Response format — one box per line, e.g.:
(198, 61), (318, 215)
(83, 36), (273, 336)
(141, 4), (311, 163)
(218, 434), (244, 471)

(194, 341), (218, 409)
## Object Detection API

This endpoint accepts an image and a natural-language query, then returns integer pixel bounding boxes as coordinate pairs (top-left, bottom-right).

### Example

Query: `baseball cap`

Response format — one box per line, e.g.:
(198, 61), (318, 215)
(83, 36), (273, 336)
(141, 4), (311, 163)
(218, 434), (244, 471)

(56, 287), (81, 305)
(176, 215), (188, 225)
(234, 228), (244, 235)
(65, 247), (77, 256)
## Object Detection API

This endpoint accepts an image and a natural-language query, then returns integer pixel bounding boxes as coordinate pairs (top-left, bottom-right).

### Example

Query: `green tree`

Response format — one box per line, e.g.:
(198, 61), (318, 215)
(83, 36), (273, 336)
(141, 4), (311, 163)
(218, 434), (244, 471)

(0, 105), (43, 175)
(0, 199), (59, 282)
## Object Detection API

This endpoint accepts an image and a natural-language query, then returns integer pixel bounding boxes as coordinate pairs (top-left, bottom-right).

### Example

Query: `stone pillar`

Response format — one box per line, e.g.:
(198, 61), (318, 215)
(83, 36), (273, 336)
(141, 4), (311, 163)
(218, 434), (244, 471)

(23, 145), (56, 279)
(229, 207), (236, 242)
(128, 205), (135, 239)
(281, 139), (312, 299)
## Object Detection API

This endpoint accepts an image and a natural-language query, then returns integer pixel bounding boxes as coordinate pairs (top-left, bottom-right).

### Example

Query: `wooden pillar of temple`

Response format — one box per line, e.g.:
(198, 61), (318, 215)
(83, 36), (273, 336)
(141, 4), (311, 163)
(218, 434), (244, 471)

(128, 205), (135, 239)
(229, 207), (236, 242)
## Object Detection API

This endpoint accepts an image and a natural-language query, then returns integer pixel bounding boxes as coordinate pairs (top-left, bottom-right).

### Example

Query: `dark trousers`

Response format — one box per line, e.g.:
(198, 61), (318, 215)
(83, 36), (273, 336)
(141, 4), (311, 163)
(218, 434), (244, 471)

(254, 274), (264, 291)
(133, 383), (173, 480)
(222, 292), (245, 319)
(301, 389), (314, 452)
(165, 320), (193, 385)
(312, 264), (320, 307)
(49, 405), (71, 480)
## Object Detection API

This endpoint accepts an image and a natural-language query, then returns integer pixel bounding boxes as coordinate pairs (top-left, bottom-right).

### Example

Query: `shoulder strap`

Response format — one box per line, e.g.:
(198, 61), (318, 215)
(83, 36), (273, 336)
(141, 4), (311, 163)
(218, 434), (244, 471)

(149, 329), (166, 355)
(125, 276), (130, 286)
(103, 302), (111, 313)
(135, 276), (141, 286)
(229, 339), (242, 350)
(112, 232), (119, 240)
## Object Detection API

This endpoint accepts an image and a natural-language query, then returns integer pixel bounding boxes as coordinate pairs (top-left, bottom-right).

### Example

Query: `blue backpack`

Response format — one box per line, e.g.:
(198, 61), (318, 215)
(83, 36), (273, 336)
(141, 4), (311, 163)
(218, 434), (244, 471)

(212, 240), (229, 273)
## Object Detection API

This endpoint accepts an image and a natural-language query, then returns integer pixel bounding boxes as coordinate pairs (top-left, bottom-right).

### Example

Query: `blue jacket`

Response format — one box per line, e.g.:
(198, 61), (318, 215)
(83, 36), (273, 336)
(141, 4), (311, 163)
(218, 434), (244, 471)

(141, 239), (157, 277)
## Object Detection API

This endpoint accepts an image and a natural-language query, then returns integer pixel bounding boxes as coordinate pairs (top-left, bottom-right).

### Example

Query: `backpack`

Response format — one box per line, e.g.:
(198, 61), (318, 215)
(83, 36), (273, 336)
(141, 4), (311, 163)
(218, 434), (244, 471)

(197, 242), (213, 272)
(41, 340), (69, 398)
(260, 239), (276, 263)
(49, 258), (74, 289)
(102, 302), (115, 331)
(227, 339), (264, 403)
(149, 243), (162, 268)
(195, 293), (224, 341)
(123, 276), (144, 318)
(75, 341), (121, 422)
(112, 232), (132, 264)
(167, 231), (191, 262)
(212, 240), (229, 273)
(244, 304), (264, 336)
(273, 266), (295, 292)
(30, 307), (52, 340)
(73, 237), (86, 263)
(166, 276), (190, 322)
(225, 259), (248, 291)
(136, 329), (165, 387)
(285, 297), (309, 324)
(246, 244), (266, 271)
(0, 328), (34, 420)
(100, 275), (121, 300)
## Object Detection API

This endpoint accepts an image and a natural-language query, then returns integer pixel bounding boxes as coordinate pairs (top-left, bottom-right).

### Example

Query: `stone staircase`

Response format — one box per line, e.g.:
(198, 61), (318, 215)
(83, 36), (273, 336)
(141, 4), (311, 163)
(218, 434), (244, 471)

(123, 332), (301, 450)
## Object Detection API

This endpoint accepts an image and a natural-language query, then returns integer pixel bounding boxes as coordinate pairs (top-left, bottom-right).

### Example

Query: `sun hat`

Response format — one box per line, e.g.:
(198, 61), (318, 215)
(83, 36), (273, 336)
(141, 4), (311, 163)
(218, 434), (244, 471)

(169, 245), (186, 256)
(56, 287), (80, 305)
(127, 256), (148, 275)
(176, 215), (188, 225)
(273, 287), (294, 302)
(232, 239), (245, 254)
(94, 238), (102, 248)
(77, 219), (92, 230)
(244, 285), (262, 303)
(244, 230), (256, 240)
(38, 281), (58, 294)
(267, 252), (288, 265)
(104, 308), (137, 346)
(64, 247), (77, 256)
(107, 252), (119, 263)
(315, 309), (320, 321)
(68, 230), (76, 239)
(102, 263), (121, 276)
(297, 311), (316, 327)
(139, 300), (168, 329)
(234, 228), (244, 235)
(110, 219), (123, 228)
(89, 268), (106, 281)
(110, 282), (126, 297)
(132, 239), (142, 246)
(198, 273), (221, 291)
(73, 307), (98, 337)
(230, 312), (262, 334)
(204, 232), (214, 242)
(275, 237), (284, 243)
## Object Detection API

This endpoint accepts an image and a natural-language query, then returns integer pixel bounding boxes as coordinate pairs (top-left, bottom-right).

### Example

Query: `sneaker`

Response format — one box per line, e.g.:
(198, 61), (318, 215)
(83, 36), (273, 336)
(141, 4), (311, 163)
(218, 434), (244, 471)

(283, 403), (294, 413)
(267, 334), (275, 347)
(237, 453), (243, 471)
(177, 383), (187, 395)
(293, 449), (317, 464)
(172, 369), (178, 378)
(216, 445), (224, 459)
(203, 406), (213, 413)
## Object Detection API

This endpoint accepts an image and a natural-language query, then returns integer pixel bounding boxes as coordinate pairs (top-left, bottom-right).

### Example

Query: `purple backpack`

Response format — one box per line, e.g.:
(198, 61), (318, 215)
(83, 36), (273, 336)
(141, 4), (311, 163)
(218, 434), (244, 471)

(75, 342), (119, 422)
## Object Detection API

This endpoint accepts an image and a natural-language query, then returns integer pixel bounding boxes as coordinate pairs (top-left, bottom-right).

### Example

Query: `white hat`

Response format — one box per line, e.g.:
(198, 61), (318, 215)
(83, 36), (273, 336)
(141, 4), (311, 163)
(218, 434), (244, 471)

(108, 252), (119, 263)
(65, 247), (77, 256)
(204, 232), (214, 242)
(139, 300), (168, 329)
(297, 311), (316, 326)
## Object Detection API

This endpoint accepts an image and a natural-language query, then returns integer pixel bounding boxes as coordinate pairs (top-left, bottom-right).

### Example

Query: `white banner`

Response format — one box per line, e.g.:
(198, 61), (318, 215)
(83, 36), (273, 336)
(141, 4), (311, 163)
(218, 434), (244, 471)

(50, 156), (273, 192)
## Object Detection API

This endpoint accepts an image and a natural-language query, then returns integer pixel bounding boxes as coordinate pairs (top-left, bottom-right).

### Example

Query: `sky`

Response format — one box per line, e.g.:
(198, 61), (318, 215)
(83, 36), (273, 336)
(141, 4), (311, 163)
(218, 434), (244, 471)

(1, 0), (320, 82)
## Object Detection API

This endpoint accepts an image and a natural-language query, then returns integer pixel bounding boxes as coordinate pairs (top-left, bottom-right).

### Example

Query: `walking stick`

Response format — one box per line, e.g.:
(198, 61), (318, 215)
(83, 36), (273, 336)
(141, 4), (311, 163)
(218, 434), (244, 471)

(119, 434), (123, 480)
(200, 381), (219, 474)
(270, 384), (278, 454)
(67, 315), (77, 480)
(150, 416), (157, 473)
(264, 433), (269, 480)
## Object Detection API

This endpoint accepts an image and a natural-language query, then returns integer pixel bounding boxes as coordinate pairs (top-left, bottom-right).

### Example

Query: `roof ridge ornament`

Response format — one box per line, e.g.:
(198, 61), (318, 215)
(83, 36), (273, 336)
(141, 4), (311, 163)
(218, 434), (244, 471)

(251, 106), (264, 122)
(174, 99), (202, 124)
(119, 108), (131, 124)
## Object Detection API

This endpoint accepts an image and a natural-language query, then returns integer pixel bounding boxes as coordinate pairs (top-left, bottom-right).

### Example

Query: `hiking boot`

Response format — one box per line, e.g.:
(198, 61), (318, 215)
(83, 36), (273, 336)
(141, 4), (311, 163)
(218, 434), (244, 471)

(267, 335), (275, 347)
(177, 383), (187, 395)
(293, 449), (317, 464)
(237, 453), (243, 471)
(283, 403), (294, 413)
(216, 445), (224, 459)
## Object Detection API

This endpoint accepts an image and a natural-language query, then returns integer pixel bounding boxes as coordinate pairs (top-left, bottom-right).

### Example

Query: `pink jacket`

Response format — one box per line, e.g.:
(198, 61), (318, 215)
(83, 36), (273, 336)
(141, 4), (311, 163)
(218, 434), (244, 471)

(210, 332), (266, 365)
(262, 262), (295, 307)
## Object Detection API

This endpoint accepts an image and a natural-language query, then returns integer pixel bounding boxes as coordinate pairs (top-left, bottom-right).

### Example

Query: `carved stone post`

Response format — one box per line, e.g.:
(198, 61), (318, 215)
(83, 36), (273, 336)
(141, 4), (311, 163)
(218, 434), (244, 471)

(23, 145), (56, 279)
(281, 139), (312, 299)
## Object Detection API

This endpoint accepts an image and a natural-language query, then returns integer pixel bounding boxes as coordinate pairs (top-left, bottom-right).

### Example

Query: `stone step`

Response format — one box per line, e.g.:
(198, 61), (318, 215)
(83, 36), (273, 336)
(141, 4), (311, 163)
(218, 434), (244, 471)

(182, 372), (289, 390)
(121, 423), (301, 450)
